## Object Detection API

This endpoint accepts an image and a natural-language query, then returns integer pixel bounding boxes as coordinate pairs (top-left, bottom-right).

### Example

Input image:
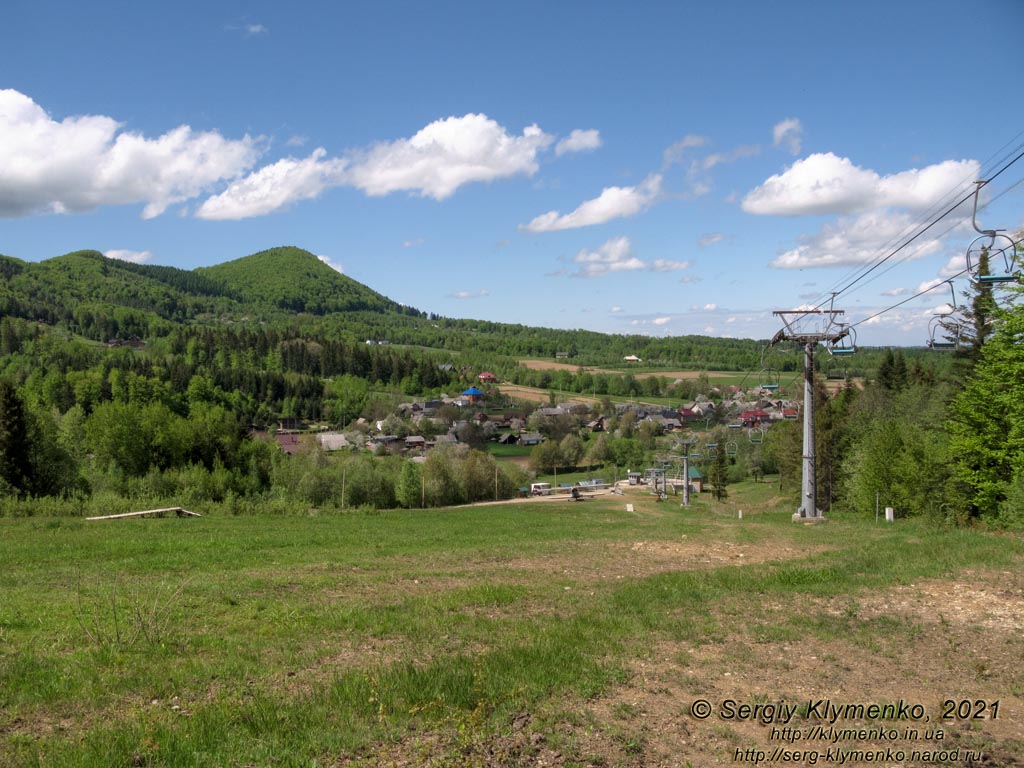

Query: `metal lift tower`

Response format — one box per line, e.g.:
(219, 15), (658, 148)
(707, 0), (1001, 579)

(769, 307), (848, 522)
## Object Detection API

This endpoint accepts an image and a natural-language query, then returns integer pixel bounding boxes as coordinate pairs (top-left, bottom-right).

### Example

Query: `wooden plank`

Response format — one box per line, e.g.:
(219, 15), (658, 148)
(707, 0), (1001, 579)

(86, 507), (200, 521)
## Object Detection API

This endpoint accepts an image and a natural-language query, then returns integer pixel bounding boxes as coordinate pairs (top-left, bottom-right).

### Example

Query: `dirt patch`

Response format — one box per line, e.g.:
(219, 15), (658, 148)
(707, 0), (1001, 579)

(499, 536), (827, 583)
(575, 569), (1024, 767)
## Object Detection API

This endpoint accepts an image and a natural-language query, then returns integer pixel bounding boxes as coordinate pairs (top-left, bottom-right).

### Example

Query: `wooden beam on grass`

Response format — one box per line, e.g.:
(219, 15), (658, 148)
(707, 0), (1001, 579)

(86, 507), (201, 521)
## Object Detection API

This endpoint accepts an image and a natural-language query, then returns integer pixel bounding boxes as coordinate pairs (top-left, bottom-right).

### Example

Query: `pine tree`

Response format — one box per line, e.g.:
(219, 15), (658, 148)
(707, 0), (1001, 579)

(709, 447), (729, 501)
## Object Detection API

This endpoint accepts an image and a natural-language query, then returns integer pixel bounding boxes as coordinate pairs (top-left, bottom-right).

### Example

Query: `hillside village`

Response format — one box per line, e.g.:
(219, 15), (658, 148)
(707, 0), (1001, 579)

(267, 368), (801, 459)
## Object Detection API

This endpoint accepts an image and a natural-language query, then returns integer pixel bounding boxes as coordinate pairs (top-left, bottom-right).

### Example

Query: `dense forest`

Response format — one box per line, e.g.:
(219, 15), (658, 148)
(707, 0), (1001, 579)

(0, 245), (1021, 528)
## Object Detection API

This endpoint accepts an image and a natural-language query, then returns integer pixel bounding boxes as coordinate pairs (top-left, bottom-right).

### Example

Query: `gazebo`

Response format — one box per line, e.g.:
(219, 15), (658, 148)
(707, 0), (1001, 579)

(461, 386), (485, 404)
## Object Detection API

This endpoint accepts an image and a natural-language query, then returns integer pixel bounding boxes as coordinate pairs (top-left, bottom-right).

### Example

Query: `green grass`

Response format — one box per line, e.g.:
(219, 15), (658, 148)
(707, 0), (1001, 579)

(1, 494), (1020, 767)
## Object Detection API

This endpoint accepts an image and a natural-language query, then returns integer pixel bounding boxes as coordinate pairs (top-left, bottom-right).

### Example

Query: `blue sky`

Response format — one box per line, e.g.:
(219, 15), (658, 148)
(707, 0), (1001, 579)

(2, 0), (1023, 346)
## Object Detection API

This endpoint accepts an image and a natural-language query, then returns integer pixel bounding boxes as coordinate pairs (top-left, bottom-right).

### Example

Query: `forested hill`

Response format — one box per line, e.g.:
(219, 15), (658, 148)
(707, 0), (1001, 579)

(0, 245), (774, 369)
(197, 246), (420, 316)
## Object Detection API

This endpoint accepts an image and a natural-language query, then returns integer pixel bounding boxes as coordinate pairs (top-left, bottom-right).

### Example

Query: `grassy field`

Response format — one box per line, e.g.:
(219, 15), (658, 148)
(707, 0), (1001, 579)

(2, 486), (1022, 767)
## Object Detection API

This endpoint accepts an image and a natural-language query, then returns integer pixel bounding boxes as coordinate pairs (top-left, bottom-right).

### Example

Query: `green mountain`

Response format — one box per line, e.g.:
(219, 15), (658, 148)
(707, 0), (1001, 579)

(197, 246), (417, 316)
(0, 244), (790, 369)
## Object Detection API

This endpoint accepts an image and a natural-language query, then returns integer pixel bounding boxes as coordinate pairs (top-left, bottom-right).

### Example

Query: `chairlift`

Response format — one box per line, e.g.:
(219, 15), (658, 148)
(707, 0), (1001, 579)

(927, 281), (963, 351)
(966, 180), (1022, 285)
(725, 441), (738, 457)
(706, 442), (719, 459)
(966, 234), (1020, 284)
(826, 325), (857, 356)
(748, 427), (765, 445)
(757, 344), (781, 391)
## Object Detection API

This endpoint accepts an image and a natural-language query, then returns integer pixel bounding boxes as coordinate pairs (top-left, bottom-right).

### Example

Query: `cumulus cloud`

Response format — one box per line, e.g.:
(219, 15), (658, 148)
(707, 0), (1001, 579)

(197, 148), (346, 219)
(105, 249), (154, 264)
(345, 114), (553, 200)
(773, 118), (803, 155)
(568, 236), (692, 279)
(318, 254), (344, 273)
(522, 174), (662, 232)
(555, 129), (601, 156)
(0, 89), (261, 219)
(652, 316), (672, 326)
(197, 113), (556, 218)
(769, 209), (947, 269)
(451, 289), (490, 299)
(917, 278), (946, 294)
(882, 287), (908, 297)
(743, 153), (979, 216)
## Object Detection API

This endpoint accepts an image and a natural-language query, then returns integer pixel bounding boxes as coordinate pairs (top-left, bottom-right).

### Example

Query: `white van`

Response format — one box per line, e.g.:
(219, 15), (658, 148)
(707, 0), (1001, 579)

(530, 482), (552, 496)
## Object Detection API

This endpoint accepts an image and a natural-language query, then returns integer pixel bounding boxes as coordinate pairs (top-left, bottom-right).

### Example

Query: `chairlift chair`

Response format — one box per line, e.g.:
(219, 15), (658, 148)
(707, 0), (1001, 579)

(757, 344), (781, 391)
(725, 441), (738, 457)
(926, 280), (963, 351)
(966, 180), (1022, 285)
(966, 234), (1020, 285)
(748, 427), (765, 445)
(826, 325), (857, 356)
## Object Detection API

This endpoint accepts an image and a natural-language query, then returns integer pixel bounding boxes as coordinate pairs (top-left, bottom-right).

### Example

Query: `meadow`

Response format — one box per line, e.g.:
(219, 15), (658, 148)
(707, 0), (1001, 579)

(1, 484), (1021, 767)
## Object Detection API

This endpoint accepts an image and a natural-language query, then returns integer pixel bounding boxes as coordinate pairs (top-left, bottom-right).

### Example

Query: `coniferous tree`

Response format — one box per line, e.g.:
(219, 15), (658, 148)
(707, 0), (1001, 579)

(709, 447), (729, 501)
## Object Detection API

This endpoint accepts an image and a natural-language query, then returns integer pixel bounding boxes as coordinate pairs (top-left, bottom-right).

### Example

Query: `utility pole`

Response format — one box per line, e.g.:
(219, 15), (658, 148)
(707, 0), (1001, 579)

(769, 307), (848, 523)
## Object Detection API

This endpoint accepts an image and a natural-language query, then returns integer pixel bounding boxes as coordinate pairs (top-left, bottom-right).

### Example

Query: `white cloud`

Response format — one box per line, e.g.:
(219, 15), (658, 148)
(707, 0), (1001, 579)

(403, 238), (425, 248)
(662, 135), (708, 168)
(773, 118), (803, 155)
(105, 249), (154, 264)
(653, 316), (672, 326)
(650, 258), (691, 272)
(318, 254), (344, 273)
(555, 129), (601, 156)
(699, 233), (725, 247)
(451, 289), (490, 299)
(0, 89), (261, 219)
(196, 148), (346, 219)
(917, 278), (945, 294)
(743, 153), (979, 216)
(703, 303), (718, 311)
(568, 237), (695, 280)
(770, 210), (947, 269)
(346, 114), (553, 200)
(245, 23), (267, 35)
(940, 251), (967, 277)
(882, 287), (908, 297)
(522, 174), (661, 232)
(701, 144), (759, 171)
(571, 237), (645, 278)
(610, 306), (623, 313)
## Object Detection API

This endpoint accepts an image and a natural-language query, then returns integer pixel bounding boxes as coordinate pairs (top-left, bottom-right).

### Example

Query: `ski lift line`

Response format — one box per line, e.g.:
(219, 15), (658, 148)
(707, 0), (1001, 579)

(802, 172), (1023, 313)
(792, 150), (1024, 323)
(847, 266), (973, 331)
(811, 182), (982, 306)
(829, 152), (1024, 300)
(765, 147), (1024, 352)
(813, 141), (1024, 307)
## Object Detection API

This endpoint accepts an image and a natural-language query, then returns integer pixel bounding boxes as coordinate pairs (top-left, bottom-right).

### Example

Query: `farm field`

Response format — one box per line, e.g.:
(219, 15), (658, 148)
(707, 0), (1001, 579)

(1, 487), (1022, 767)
